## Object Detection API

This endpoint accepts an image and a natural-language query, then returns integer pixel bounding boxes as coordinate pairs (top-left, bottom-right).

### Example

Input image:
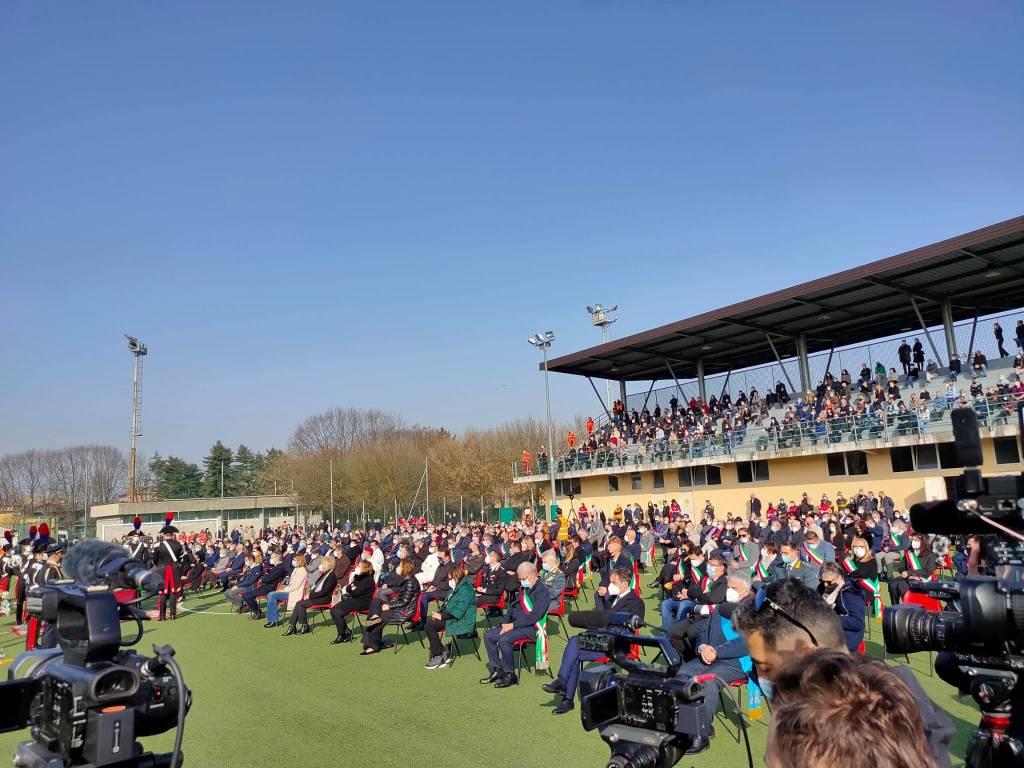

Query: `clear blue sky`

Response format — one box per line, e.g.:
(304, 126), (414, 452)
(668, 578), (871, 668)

(2, 2), (1022, 462)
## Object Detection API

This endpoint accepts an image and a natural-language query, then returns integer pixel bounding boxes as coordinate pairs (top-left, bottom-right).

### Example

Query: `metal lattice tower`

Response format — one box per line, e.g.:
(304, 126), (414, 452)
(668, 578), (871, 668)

(125, 335), (148, 502)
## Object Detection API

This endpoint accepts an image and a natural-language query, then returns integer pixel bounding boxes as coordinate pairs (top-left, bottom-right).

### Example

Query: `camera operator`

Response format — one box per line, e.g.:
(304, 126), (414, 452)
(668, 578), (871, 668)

(541, 567), (644, 715)
(674, 568), (755, 755)
(766, 649), (938, 768)
(731, 579), (954, 768)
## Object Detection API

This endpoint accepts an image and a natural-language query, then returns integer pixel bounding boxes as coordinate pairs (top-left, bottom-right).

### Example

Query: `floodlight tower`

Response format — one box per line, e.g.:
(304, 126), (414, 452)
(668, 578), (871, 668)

(527, 331), (557, 519)
(125, 335), (148, 502)
(587, 303), (618, 407)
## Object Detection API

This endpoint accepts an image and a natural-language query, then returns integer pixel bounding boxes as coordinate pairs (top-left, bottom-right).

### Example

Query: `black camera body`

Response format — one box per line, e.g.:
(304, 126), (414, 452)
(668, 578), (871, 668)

(1, 582), (190, 768)
(576, 620), (708, 768)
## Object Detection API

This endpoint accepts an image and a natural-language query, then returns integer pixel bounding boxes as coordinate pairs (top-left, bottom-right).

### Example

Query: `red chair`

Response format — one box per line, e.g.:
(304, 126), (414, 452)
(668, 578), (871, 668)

(547, 592), (569, 640)
(511, 635), (553, 684)
(561, 585), (580, 612)
(303, 584), (342, 630)
(477, 591), (507, 628)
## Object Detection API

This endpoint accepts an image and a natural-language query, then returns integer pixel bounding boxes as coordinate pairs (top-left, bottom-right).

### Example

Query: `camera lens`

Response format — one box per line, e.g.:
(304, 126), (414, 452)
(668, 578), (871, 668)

(883, 605), (964, 654)
(606, 746), (660, 768)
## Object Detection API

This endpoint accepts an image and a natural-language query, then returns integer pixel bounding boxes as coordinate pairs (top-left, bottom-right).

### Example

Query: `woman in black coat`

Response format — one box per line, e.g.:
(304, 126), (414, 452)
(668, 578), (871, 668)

(329, 560), (376, 644)
(887, 534), (937, 604)
(361, 558), (421, 655)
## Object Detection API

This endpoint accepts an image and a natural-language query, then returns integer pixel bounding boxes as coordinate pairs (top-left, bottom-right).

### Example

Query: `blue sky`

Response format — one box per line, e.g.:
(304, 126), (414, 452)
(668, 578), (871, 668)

(2, 2), (1022, 462)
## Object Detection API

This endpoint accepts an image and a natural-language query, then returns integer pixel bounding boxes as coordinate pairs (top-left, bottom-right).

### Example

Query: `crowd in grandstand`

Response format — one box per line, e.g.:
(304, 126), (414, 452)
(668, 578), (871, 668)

(0, 482), (983, 764)
(519, 333), (1024, 468)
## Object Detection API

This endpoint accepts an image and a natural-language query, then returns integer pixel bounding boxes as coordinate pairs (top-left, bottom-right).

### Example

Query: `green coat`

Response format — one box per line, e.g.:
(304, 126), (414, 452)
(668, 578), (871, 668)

(442, 577), (477, 636)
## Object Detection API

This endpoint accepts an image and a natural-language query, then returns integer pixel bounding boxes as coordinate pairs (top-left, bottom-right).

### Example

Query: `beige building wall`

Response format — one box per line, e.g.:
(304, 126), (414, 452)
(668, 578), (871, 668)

(540, 437), (1023, 520)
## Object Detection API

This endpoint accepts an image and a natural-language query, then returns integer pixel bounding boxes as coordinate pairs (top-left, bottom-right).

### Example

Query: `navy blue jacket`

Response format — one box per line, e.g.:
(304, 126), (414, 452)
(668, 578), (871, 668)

(502, 580), (551, 630)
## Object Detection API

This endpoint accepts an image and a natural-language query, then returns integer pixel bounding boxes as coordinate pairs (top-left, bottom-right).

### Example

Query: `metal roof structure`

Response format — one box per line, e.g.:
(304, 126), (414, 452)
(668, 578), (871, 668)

(546, 215), (1024, 382)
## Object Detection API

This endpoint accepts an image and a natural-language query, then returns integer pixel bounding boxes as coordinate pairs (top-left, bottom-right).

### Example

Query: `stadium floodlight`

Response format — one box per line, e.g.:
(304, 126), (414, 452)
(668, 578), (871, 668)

(588, 303), (619, 406)
(527, 330), (558, 518)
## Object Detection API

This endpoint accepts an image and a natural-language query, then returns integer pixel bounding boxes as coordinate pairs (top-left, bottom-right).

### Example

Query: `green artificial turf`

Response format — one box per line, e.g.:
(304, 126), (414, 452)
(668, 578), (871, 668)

(0, 581), (980, 768)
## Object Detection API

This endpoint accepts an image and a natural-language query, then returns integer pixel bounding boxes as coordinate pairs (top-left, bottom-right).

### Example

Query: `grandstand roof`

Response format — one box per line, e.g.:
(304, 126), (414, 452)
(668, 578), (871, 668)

(547, 215), (1024, 382)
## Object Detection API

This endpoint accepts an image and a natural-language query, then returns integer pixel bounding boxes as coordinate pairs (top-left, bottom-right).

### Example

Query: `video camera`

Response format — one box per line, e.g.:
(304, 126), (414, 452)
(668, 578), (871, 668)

(883, 405), (1024, 767)
(0, 541), (191, 768)
(572, 611), (709, 768)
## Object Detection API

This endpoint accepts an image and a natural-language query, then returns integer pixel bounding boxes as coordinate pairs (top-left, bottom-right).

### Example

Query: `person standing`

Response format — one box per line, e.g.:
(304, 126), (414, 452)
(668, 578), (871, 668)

(994, 322), (1009, 357)
(898, 340), (912, 376)
(154, 515), (184, 622)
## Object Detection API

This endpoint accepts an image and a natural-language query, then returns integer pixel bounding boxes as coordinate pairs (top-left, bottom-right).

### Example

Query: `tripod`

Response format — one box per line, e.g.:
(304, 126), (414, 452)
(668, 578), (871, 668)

(963, 667), (1024, 768)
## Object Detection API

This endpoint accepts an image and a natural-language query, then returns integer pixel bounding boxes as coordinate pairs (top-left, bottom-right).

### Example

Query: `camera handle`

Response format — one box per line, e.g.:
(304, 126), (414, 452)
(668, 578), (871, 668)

(964, 667), (1024, 768)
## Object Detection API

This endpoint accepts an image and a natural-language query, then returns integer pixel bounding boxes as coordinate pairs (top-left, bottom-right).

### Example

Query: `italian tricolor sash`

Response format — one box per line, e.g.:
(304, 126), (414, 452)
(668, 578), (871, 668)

(842, 557), (882, 618)
(629, 556), (640, 596)
(802, 544), (824, 567)
(890, 532), (902, 548)
(754, 558), (768, 580)
(905, 549), (922, 571)
(521, 589), (548, 669)
(690, 564), (703, 583)
(736, 544), (750, 563)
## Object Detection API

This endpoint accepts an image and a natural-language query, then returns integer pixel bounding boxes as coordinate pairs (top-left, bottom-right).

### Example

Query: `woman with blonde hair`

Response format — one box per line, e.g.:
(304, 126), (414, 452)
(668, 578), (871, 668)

(263, 553), (307, 628)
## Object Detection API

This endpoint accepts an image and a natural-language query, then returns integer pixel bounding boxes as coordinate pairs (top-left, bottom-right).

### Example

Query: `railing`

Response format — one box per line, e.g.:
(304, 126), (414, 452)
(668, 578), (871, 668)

(514, 393), (1020, 479)
(604, 308), (1024, 427)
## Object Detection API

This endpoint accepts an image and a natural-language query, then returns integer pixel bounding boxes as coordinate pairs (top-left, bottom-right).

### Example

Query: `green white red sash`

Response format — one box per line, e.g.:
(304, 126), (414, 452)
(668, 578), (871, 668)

(905, 549), (922, 571)
(801, 543), (824, 567)
(754, 558), (768, 580)
(628, 555), (640, 596)
(890, 532), (902, 548)
(736, 544), (751, 563)
(520, 589), (548, 669)
(842, 556), (881, 617)
(690, 563), (703, 583)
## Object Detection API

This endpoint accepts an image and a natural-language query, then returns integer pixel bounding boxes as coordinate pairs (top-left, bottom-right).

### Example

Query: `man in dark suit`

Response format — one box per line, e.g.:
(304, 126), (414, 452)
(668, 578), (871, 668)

(596, 536), (634, 607)
(480, 562), (550, 689)
(243, 549), (289, 620)
(476, 549), (507, 613)
(283, 555), (339, 636)
(661, 552), (728, 631)
(218, 544), (247, 591)
(675, 569), (755, 754)
(543, 568), (644, 715)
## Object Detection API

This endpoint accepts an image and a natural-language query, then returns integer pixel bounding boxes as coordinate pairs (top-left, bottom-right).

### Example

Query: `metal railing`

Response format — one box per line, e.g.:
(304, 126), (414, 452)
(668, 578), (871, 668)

(514, 392), (1021, 479)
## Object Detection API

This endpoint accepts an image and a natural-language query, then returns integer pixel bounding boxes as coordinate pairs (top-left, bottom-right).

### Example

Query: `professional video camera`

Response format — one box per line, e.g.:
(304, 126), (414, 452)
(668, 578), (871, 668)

(571, 611), (709, 768)
(0, 541), (191, 768)
(883, 405), (1024, 768)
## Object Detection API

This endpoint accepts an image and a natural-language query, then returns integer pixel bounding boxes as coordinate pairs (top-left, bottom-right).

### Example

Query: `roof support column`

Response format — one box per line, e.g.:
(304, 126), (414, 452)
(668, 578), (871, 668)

(966, 309), (979, 361)
(910, 297), (944, 366)
(796, 333), (811, 394)
(696, 358), (707, 403)
(765, 334), (797, 395)
(941, 298), (958, 364)
(619, 380), (628, 413)
(586, 376), (614, 423)
(664, 360), (688, 404)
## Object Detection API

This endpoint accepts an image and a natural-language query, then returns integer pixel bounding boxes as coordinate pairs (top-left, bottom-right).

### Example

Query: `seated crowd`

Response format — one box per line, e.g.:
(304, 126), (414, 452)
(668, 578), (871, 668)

(117, 482), (980, 764)
(521, 336), (1024, 470)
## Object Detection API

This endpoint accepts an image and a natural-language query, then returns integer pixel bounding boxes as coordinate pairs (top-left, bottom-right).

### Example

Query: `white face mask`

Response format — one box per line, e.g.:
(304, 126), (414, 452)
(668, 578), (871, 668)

(448, 579), (457, 590)
(607, 583), (622, 596)
(519, 578), (531, 589)
(911, 540), (921, 550)
(852, 546), (866, 558)
(725, 587), (741, 604)
(542, 561), (554, 572)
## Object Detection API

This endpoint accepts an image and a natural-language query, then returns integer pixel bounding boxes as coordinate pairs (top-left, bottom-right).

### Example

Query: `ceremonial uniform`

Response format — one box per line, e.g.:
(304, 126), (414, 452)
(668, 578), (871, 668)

(154, 525), (185, 621)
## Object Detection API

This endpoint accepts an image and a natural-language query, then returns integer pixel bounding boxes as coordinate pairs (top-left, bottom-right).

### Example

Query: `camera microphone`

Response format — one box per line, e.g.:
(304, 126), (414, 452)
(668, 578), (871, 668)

(64, 540), (163, 593)
(568, 610), (646, 632)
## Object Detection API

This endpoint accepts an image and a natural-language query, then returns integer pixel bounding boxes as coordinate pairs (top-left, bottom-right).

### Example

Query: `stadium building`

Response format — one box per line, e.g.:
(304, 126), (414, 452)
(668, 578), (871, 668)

(89, 494), (300, 538)
(514, 216), (1024, 518)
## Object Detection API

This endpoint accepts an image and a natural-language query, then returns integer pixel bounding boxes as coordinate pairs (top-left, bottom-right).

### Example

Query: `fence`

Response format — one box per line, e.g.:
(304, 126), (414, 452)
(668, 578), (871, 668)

(516, 391), (1020, 479)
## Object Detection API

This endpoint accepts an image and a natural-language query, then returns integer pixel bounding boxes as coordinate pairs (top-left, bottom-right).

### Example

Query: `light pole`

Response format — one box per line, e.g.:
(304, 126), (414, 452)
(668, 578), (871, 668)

(528, 331), (558, 521)
(587, 304), (618, 407)
(124, 335), (148, 502)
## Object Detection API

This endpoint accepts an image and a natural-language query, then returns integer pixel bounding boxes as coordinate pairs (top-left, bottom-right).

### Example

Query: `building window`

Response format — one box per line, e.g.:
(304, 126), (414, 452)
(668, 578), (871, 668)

(994, 436), (1021, 465)
(558, 478), (581, 496)
(891, 443), (967, 472)
(631, 473), (643, 491)
(677, 468), (692, 488)
(608, 475), (619, 492)
(653, 470), (665, 489)
(827, 451), (869, 476)
(736, 460), (769, 484)
(692, 465), (722, 487)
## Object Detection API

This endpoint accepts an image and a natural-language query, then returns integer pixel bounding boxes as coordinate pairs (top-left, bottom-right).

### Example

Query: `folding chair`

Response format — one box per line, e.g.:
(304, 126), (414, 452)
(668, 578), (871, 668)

(546, 593), (570, 641)
(441, 628), (482, 661)
(512, 636), (553, 684)
(389, 602), (425, 654)
(477, 591), (506, 628)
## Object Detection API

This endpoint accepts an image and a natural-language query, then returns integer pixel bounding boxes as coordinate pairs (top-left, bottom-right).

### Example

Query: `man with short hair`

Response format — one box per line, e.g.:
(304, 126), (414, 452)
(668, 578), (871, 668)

(242, 548), (288, 621)
(732, 580), (953, 768)
(480, 562), (550, 689)
(766, 541), (819, 589)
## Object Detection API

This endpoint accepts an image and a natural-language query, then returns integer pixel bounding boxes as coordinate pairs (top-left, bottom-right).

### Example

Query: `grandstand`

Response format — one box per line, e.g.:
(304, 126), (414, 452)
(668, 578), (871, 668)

(514, 215), (1024, 517)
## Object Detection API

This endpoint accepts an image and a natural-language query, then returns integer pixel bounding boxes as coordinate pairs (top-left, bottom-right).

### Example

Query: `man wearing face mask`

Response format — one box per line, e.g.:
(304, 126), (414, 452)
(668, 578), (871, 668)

(596, 536), (633, 607)
(766, 541), (819, 590)
(542, 568), (644, 715)
(674, 569), (755, 754)
(480, 562), (550, 689)
(242, 548), (289, 621)
(539, 550), (565, 613)
(661, 552), (728, 632)
(875, 518), (909, 580)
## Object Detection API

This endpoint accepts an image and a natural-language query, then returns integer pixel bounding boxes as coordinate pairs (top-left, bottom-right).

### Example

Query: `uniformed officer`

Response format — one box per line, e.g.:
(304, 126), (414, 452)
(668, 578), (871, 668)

(154, 514), (184, 621)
